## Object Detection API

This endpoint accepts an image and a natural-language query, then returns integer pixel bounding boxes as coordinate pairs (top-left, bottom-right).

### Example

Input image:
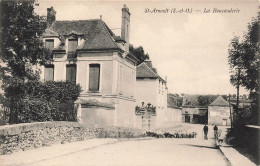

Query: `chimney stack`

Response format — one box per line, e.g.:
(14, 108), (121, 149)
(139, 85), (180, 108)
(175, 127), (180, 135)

(47, 7), (56, 27)
(121, 5), (130, 52)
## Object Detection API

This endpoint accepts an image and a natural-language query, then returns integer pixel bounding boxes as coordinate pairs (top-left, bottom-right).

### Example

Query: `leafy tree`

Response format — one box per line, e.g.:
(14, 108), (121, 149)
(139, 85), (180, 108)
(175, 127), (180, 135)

(228, 8), (259, 125)
(0, 0), (51, 123)
(129, 44), (149, 65)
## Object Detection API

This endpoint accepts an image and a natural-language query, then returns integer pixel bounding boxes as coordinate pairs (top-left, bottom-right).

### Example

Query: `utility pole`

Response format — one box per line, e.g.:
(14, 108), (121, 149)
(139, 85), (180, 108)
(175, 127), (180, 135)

(236, 68), (241, 112)
(228, 94), (232, 128)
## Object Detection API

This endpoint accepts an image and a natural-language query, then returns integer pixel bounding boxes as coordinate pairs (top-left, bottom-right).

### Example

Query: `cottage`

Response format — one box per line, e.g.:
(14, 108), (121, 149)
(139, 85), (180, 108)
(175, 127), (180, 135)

(41, 5), (139, 128)
(208, 96), (232, 126)
(135, 60), (167, 129)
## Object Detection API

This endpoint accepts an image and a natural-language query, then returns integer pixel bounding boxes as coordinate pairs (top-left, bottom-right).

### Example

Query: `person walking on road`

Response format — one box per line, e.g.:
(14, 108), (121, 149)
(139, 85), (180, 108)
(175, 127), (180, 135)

(203, 124), (208, 140)
(213, 125), (218, 140)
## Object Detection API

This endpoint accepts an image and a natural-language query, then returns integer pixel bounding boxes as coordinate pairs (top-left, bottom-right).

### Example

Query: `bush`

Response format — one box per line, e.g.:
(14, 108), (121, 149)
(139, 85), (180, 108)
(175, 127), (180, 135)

(18, 98), (52, 123)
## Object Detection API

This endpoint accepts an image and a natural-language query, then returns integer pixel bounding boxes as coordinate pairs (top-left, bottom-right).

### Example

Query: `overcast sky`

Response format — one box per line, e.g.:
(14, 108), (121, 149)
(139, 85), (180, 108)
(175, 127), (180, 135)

(37, 0), (258, 95)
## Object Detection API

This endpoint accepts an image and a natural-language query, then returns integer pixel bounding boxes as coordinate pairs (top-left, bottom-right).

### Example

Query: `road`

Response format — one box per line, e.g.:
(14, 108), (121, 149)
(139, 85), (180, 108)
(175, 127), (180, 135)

(1, 124), (230, 166)
(27, 138), (230, 166)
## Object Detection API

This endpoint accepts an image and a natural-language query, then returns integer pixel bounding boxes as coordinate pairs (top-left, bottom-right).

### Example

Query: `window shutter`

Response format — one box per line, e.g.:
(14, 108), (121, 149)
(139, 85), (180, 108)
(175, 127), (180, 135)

(66, 65), (76, 82)
(44, 65), (54, 81)
(89, 64), (100, 91)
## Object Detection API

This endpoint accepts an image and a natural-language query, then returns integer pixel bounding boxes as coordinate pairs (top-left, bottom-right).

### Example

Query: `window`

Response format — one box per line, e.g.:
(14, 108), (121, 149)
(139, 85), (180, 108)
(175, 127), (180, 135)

(44, 65), (54, 81)
(68, 39), (78, 58)
(45, 39), (54, 50)
(89, 64), (100, 91)
(66, 64), (76, 82)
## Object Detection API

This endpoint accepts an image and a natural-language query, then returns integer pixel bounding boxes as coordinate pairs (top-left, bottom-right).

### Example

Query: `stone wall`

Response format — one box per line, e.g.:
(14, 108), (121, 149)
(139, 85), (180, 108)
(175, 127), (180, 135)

(0, 121), (145, 155)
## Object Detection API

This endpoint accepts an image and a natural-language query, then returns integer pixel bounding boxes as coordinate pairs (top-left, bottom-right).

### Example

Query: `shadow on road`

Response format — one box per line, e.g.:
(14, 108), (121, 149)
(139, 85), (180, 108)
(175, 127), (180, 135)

(180, 144), (218, 149)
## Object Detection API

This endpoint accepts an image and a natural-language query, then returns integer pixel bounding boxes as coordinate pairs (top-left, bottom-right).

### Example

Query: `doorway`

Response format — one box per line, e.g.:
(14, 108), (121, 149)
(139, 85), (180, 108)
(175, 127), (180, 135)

(222, 119), (227, 126)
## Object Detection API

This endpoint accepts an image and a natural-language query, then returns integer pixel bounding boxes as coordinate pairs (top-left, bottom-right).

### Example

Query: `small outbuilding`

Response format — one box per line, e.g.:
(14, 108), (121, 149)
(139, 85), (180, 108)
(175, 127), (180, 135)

(208, 96), (232, 126)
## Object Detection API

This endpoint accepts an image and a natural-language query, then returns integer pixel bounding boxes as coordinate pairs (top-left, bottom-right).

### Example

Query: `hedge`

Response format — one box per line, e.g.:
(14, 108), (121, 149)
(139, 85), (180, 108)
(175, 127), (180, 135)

(2, 81), (82, 124)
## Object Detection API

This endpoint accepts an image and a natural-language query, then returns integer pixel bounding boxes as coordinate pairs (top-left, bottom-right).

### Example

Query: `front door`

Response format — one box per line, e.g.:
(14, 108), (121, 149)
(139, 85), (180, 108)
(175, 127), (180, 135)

(222, 119), (227, 126)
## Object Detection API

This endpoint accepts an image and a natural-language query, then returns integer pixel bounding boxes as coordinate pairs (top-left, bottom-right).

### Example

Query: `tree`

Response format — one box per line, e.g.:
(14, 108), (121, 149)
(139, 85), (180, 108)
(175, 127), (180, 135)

(129, 44), (150, 65)
(228, 8), (259, 124)
(0, 0), (51, 123)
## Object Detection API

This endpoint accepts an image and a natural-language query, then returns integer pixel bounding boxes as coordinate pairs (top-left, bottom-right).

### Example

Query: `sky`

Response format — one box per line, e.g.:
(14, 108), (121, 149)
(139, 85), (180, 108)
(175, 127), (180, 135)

(37, 0), (259, 95)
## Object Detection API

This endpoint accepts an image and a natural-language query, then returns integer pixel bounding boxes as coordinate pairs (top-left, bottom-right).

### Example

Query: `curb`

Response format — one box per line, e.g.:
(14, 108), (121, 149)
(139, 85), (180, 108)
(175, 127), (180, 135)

(218, 146), (256, 166)
(218, 146), (232, 166)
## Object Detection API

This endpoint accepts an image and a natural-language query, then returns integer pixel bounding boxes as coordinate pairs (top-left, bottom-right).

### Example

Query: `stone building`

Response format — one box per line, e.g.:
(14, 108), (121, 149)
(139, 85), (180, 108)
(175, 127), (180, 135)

(135, 60), (167, 129)
(41, 5), (139, 128)
(208, 96), (232, 126)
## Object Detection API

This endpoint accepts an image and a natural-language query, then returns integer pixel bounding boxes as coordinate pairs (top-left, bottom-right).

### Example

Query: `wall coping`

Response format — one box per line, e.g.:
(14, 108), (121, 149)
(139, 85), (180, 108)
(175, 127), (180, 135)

(0, 121), (143, 136)
(245, 125), (260, 129)
(0, 121), (80, 136)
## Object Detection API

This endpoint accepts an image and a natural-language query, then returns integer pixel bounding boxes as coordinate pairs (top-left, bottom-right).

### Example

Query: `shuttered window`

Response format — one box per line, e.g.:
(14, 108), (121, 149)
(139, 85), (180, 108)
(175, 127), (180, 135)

(44, 65), (54, 81)
(45, 39), (54, 50)
(89, 64), (100, 91)
(66, 64), (76, 82)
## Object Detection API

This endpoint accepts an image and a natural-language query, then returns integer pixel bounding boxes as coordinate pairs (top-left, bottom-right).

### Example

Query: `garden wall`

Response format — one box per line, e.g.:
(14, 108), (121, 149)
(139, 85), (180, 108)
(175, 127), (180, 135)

(0, 121), (145, 155)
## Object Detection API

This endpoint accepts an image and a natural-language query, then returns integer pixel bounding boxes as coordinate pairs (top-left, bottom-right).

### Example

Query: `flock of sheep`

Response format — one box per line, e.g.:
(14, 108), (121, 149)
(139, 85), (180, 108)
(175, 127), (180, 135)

(145, 130), (198, 138)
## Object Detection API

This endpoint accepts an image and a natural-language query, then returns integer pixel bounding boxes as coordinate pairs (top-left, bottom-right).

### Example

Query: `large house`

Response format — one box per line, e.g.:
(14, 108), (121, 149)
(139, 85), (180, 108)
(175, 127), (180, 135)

(41, 5), (139, 128)
(135, 60), (167, 129)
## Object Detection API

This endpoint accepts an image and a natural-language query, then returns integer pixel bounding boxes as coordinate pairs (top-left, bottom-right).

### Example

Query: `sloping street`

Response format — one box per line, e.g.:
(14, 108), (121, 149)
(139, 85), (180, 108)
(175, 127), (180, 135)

(1, 124), (231, 166)
(27, 138), (229, 166)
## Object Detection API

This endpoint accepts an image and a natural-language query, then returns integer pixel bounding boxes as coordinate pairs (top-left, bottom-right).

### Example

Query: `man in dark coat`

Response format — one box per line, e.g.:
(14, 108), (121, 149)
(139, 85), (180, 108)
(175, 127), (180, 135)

(214, 125), (218, 140)
(203, 124), (208, 140)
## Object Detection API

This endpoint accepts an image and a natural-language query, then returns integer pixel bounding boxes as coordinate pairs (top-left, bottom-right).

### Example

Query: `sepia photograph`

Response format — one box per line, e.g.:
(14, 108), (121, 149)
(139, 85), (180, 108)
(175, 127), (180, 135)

(0, 0), (259, 165)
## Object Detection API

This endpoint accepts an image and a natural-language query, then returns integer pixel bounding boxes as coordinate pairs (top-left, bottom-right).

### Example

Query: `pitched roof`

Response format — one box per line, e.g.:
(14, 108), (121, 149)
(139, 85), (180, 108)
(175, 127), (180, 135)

(209, 96), (229, 107)
(136, 62), (165, 81)
(182, 95), (201, 108)
(44, 19), (121, 51)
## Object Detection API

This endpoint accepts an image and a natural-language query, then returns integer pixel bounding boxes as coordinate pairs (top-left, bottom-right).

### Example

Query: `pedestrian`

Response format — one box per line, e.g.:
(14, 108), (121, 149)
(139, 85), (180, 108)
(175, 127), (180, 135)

(213, 125), (218, 140)
(203, 124), (208, 140)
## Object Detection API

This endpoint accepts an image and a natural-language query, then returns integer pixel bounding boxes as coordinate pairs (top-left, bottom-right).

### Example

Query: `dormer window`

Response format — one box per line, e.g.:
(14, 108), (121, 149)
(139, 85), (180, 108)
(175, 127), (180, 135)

(68, 39), (78, 58)
(45, 39), (54, 50)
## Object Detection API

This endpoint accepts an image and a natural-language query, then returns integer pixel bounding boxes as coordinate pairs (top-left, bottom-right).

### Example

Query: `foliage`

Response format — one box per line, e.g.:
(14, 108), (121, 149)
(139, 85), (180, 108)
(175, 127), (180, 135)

(0, 0), (52, 123)
(129, 44), (150, 65)
(228, 7), (259, 139)
(228, 9), (259, 105)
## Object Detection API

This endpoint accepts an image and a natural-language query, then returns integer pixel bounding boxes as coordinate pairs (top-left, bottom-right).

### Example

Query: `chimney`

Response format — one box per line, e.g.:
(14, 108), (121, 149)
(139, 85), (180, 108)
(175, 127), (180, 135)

(121, 5), (130, 52)
(144, 60), (152, 68)
(47, 7), (56, 27)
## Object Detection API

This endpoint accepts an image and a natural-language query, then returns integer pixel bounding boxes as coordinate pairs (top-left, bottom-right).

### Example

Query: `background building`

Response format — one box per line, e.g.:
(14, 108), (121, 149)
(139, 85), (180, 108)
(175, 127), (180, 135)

(135, 60), (167, 129)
